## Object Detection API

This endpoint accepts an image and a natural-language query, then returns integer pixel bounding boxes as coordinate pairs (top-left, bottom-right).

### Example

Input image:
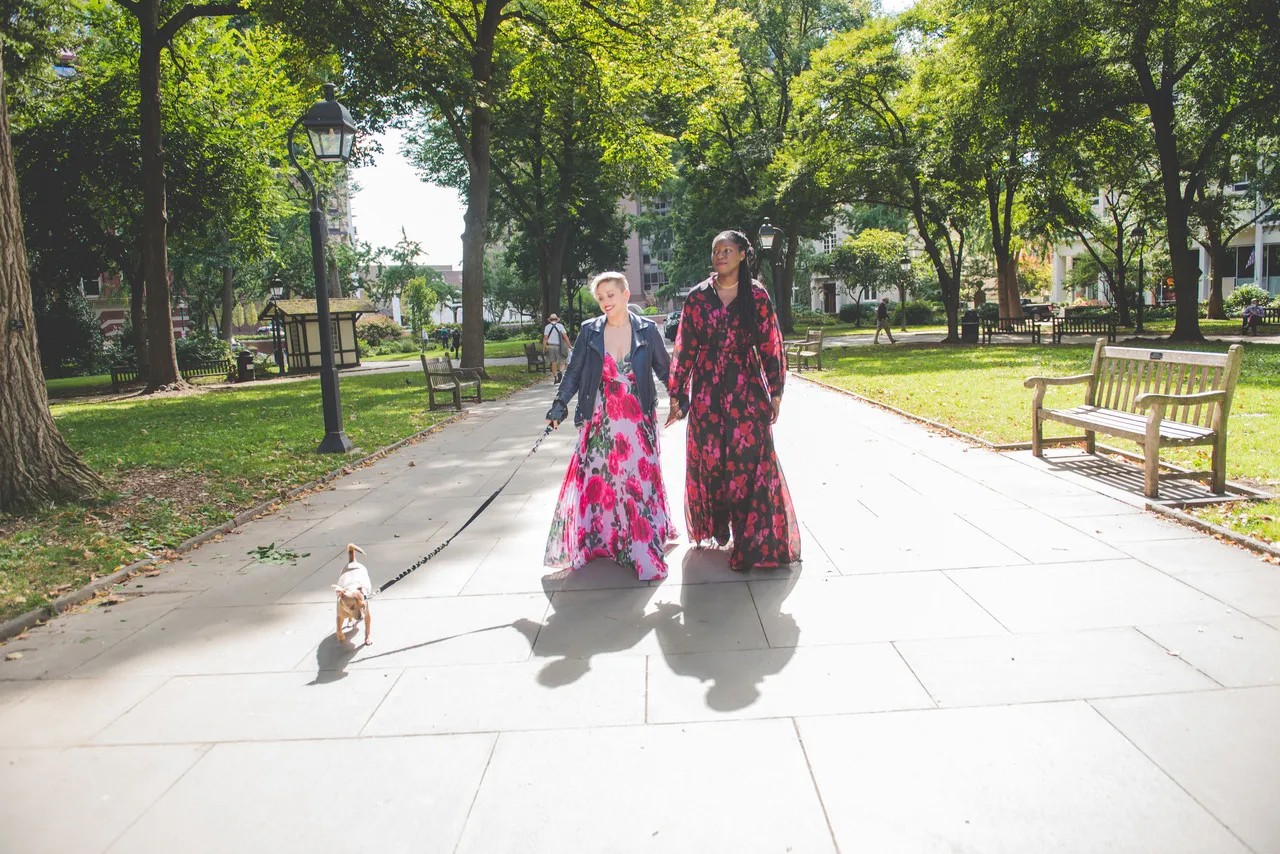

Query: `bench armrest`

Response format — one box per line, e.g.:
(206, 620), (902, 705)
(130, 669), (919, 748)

(1134, 390), (1227, 409)
(1022, 373), (1093, 389)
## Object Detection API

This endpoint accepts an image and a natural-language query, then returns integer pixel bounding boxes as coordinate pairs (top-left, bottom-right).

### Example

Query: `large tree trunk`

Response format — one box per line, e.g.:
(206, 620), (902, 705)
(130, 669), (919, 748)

(777, 231), (798, 335)
(1202, 234), (1227, 319)
(1141, 65), (1202, 341)
(988, 175), (1023, 319)
(0, 52), (104, 511)
(138, 2), (184, 390)
(461, 136), (490, 371)
(220, 265), (234, 341)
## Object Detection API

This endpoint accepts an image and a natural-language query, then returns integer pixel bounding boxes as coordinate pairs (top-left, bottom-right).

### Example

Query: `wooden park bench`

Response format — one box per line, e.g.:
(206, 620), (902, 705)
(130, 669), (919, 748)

(981, 317), (1042, 344)
(1050, 314), (1117, 344)
(420, 353), (483, 411)
(1024, 339), (1244, 499)
(110, 358), (234, 390)
(1262, 306), (1279, 325)
(523, 342), (548, 373)
(783, 328), (824, 371)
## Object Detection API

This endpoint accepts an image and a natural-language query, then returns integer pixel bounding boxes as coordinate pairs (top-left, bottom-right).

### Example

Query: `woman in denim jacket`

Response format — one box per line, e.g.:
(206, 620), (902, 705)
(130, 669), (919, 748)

(544, 272), (678, 581)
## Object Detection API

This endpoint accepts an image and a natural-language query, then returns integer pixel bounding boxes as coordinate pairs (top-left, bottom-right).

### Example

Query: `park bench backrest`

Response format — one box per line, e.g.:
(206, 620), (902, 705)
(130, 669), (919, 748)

(421, 355), (460, 389)
(1087, 341), (1242, 428)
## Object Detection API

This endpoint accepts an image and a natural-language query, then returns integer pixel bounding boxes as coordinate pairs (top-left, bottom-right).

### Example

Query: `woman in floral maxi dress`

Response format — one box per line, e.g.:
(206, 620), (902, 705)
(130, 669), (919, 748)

(545, 273), (678, 581)
(666, 230), (801, 571)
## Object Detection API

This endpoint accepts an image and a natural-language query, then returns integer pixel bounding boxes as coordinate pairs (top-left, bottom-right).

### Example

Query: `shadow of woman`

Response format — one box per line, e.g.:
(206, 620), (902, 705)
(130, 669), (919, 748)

(654, 548), (801, 712)
(511, 561), (666, 688)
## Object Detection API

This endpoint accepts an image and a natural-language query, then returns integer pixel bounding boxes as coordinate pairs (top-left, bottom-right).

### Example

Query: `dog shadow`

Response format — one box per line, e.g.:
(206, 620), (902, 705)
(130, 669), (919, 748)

(654, 548), (801, 712)
(512, 562), (662, 688)
(307, 631), (363, 685)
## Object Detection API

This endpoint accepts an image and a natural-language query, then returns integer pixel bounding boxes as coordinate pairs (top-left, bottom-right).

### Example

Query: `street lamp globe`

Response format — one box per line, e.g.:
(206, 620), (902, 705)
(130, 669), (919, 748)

(899, 254), (911, 274)
(301, 83), (358, 163)
(758, 218), (780, 252)
(269, 275), (285, 300)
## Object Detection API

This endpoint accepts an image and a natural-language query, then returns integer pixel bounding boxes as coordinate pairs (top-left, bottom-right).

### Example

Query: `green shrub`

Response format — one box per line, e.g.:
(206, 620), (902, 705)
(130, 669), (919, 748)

(1226, 284), (1270, 314)
(837, 303), (860, 322)
(374, 337), (421, 355)
(642, 306), (659, 315)
(34, 289), (106, 377)
(793, 308), (837, 326)
(355, 313), (405, 346)
(175, 331), (232, 368)
(357, 338), (372, 358)
(976, 302), (1000, 321)
(484, 325), (511, 341)
(897, 299), (939, 324)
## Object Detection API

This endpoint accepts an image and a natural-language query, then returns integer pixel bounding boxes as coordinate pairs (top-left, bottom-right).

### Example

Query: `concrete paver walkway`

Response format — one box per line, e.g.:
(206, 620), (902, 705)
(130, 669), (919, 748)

(3, 377), (1279, 853)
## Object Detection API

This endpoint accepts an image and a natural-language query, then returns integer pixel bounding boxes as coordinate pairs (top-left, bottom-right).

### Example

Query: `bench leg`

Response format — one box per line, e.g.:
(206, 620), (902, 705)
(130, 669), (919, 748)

(1031, 413), (1043, 457)
(1084, 430), (1096, 454)
(1211, 437), (1227, 494)
(1143, 448), (1160, 499)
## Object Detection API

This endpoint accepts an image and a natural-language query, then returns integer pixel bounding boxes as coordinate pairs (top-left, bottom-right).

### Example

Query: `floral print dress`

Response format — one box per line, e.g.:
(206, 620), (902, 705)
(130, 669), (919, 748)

(546, 352), (678, 581)
(667, 279), (801, 570)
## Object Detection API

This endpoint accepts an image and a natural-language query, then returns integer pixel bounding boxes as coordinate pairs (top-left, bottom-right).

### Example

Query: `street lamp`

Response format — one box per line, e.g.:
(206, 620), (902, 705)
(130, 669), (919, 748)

(758, 217), (785, 299)
(898, 254), (912, 332)
(1132, 224), (1147, 334)
(268, 275), (285, 301)
(288, 83), (357, 454)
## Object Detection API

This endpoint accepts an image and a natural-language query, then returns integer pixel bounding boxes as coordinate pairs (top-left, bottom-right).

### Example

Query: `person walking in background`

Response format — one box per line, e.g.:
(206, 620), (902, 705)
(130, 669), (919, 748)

(874, 297), (896, 344)
(666, 229), (801, 572)
(450, 326), (461, 357)
(544, 272), (677, 581)
(543, 313), (572, 384)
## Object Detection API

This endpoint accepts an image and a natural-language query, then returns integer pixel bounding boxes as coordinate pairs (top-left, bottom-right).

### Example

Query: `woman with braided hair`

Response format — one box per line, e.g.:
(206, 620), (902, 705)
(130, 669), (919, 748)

(665, 230), (801, 571)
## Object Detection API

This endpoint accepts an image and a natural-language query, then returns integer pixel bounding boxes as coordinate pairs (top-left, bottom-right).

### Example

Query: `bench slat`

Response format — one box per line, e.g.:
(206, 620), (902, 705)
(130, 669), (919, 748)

(1042, 406), (1216, 442)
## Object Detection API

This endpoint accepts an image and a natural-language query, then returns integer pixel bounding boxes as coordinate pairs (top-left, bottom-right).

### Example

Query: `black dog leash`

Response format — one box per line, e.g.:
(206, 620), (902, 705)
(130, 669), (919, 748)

(369, 425), (554, 599)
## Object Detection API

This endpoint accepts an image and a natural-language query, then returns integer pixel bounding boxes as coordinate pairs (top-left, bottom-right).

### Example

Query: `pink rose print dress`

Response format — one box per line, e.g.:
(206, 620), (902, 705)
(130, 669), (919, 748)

(546, 352), (678, 581)
(667, 279), (801, 571)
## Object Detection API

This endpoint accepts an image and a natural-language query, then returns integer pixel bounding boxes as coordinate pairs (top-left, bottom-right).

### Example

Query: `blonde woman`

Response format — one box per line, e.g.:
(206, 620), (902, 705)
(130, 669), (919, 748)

(545, 273), (677, 581)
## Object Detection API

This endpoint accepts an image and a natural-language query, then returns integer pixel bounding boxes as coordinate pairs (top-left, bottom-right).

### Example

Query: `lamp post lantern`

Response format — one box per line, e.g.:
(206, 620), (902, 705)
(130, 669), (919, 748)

(288, 83), (357, 453)
(1132, 224), (1147, 334)
(758, 218), (784, 299)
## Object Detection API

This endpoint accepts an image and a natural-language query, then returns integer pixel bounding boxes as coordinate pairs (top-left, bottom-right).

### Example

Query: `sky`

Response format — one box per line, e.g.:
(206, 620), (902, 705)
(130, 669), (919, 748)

(350, 128), (466, 268)
(349, 2), (917, 266)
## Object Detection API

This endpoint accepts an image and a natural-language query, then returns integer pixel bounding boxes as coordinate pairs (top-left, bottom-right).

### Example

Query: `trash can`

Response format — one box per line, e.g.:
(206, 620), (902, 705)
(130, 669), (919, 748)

(961, 310), (979, 343)
(237, 349), (256, 382)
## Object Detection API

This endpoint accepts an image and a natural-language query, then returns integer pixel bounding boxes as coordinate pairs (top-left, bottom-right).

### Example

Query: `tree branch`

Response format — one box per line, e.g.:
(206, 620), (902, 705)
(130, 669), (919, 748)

(159, 2), (245, 45)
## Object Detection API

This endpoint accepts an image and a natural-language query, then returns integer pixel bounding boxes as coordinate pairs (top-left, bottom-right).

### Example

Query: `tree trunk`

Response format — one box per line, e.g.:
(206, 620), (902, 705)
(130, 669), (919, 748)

(327, 255), (342, 298)
(221, 265), (234, 341)
(138, 2), (184, 390)
(1202, 234), (1226, 319)
(461, 137), (489, 371)
(988, 175), (1022, 320)
(0, 52), (104, 511)
(777, 231), (798, 335)
(1144, 76), (1202, 340)
(129, 265), (147, 366)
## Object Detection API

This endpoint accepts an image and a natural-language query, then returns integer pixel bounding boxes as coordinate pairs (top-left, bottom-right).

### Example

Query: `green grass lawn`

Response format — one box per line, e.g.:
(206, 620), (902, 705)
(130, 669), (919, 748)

(814, 341), (1280, 544)
(1, 366), (546, 622)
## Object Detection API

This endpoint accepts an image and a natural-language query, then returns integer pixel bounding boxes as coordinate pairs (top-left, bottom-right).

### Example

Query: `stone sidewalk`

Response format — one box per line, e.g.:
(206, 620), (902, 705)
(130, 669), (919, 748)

(3, 377), (1279, 853)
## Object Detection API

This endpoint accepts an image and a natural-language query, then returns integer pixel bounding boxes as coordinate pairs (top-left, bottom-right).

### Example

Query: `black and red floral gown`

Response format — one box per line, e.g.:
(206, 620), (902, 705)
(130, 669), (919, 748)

(668, 279), (801, 570)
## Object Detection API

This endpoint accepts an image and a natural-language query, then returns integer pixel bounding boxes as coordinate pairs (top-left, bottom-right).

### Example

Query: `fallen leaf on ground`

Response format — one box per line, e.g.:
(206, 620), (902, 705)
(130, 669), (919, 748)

(4, 652), (22, 661)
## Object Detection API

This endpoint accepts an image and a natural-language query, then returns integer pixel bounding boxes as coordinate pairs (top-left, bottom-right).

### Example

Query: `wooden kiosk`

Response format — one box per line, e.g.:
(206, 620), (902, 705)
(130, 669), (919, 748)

(258, 298), (374, 372)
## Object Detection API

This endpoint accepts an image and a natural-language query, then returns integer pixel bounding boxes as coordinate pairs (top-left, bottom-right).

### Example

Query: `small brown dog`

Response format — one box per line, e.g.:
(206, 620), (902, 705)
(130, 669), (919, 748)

(332, 543), (373, 645)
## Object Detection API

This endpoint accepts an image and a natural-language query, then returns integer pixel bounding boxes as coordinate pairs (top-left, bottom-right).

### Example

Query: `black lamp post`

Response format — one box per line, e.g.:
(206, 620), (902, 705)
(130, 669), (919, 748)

(268, 275), (286, 374)
(758, 217), (784, 295)
(288, 83), (357, 454)
(1132, 224), (1146, 334)
(898, 254), (912, 332)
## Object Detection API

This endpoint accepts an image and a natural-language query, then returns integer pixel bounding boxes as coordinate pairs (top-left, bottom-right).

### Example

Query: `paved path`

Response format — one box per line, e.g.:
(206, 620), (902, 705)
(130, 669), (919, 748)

(3, 378), (1279, 853)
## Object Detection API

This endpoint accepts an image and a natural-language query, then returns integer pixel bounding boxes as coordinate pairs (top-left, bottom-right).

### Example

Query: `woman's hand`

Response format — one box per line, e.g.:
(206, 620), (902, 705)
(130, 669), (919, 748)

(664, 401), (684, 427)
(770, 395), (782, 424)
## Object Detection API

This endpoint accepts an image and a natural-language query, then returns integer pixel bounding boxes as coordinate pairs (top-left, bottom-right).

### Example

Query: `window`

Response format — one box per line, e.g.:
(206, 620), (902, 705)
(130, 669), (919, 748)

(822, 232), (838, 253)
(1237, 246), (1256, 279)
(642, 271), (666, 290)
(81, 275), (100, 298)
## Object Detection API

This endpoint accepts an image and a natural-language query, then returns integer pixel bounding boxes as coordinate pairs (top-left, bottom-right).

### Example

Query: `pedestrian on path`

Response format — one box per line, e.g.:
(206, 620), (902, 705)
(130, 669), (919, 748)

(545, 272), (678, 581)
(874, 297), (896, 344)
(450, 327), (461, 357)
(543, 313), (573, 383)
(666, 230), (801, 572)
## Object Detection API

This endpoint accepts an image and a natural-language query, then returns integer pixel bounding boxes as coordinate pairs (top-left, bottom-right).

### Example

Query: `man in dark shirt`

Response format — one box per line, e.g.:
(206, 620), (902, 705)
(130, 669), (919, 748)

(874, 297), (896, 344)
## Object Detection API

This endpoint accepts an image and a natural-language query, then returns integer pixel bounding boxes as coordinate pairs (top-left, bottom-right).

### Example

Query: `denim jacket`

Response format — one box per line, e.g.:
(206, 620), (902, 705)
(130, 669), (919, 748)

(546, 314), (670, 427)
